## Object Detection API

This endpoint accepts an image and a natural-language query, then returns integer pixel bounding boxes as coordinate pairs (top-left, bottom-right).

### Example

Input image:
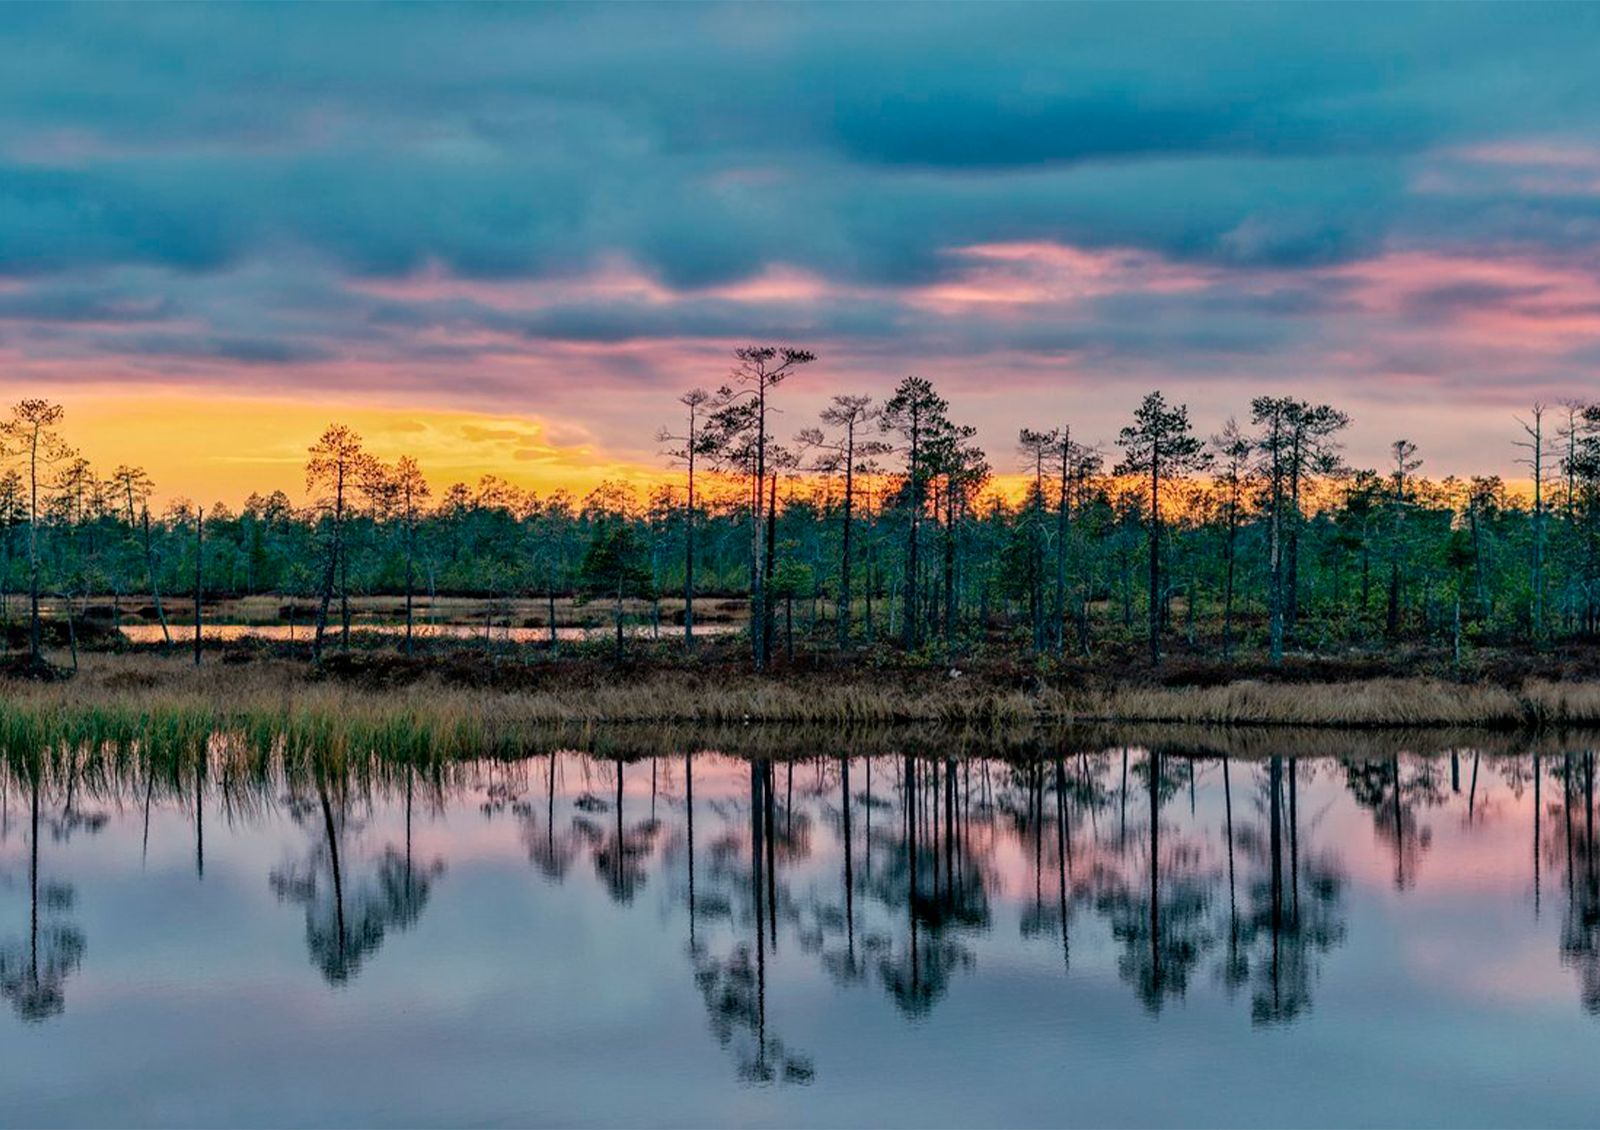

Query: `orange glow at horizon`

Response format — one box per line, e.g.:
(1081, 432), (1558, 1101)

(39, 390), (1541, 514)
(53, 393), (675, 508)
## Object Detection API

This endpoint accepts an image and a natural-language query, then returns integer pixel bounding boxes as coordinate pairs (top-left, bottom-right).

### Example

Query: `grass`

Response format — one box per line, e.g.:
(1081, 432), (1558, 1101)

(4, 652), (1040, 735)
(1076, 678), (1529, 727)
(9, 648), (1600, 757)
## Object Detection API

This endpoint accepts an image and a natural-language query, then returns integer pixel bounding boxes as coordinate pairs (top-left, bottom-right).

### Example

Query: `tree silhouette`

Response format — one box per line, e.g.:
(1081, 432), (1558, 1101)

(0, 400), (73, 669)
(657, 388), (713, 652)
(1115, 392), (1212, 664)
(706, 346), (816, 671)
(798, 395), (888, 650)
(305, 425), (376, 662)
(880, 377), (955, 651)
(578, 524), (655, 662)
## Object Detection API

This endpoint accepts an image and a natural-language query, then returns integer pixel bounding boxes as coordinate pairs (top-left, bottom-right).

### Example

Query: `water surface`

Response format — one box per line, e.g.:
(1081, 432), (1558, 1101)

(2, 736), (1596, 1127)
(117, 621), (738, 644)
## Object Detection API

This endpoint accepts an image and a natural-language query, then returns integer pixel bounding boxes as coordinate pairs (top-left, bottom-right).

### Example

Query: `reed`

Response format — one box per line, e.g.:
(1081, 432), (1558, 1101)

(1080, 678), (1528, 728)
(10, 654), (1600, 755)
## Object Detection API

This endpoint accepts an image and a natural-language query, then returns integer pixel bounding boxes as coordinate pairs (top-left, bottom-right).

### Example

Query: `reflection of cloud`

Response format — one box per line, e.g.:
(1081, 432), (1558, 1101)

(1405, 931), (1568, 1007)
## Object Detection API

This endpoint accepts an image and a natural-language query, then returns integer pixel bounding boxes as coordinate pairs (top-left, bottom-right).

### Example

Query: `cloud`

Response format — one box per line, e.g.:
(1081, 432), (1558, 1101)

(107, 332), (335, 366)
(4, 4), (1600, 478)
(460, 425), (523, 443)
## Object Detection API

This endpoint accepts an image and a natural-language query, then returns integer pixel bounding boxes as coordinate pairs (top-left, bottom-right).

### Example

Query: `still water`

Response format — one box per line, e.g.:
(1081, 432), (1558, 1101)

(2, 737), (1597, 1127)
(118, 621), (739, 644)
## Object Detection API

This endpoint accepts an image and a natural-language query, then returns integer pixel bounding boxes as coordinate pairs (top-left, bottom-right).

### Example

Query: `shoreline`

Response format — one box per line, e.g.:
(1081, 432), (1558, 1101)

(11, 651), (1600, 744)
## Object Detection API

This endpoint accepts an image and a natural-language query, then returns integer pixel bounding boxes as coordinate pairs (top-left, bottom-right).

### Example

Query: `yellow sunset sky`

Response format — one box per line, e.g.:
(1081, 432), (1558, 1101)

(55, 393), (674, 507)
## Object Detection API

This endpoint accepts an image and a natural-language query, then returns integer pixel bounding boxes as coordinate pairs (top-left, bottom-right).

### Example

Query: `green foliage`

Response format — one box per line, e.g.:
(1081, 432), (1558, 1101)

(22, 381), (1600, 665)
(579, 525), (655, 601)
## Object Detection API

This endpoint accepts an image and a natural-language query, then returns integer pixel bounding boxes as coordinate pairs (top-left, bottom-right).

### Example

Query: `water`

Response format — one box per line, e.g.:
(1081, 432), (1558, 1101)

(118, 621), (740, 644)
(2, 737), (1597, 1127)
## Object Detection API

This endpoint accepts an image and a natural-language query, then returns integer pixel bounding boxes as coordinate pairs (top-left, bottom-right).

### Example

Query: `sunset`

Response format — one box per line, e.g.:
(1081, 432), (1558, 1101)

(11, 6), (1600, 1129)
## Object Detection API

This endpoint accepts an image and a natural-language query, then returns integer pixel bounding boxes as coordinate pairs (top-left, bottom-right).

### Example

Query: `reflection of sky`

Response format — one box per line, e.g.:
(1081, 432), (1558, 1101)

(1, 751), (1597, 1127)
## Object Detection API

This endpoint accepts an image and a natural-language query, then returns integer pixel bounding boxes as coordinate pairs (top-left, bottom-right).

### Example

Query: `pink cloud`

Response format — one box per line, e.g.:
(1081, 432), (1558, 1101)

(1457, 141), (1600, 169)
(1328, 250), (1600, 350)
(908, 241), (1215, 312)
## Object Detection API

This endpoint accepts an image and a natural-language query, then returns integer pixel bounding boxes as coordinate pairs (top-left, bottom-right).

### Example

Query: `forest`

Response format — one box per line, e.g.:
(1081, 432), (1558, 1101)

(4, 347), (1598, 680)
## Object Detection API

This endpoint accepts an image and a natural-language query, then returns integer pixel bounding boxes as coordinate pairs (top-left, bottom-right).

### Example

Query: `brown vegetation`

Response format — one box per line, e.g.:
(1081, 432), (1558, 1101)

(14, 646), (1600, 738)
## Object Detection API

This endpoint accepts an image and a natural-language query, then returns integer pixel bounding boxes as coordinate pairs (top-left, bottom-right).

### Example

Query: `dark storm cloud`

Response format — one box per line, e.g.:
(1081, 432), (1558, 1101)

(1, 2), (1596, 283)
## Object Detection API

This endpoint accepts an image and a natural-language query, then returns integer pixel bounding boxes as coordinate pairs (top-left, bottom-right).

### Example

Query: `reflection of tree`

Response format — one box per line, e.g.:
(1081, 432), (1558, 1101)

(1224, 758), (1346, 1025)
(831, 756), (862, 981)
(1501, 753), (1544, 918)
(1345, 756), (1443, 889)
(796, 757), (866, 986)
(573, 759), (660, 904)
(693, 942), (813, 1084)
(688, 760), (813, 1085)
(1096, 752), (1212, 1013)
(270, 766), (443, 985)
(1019, 761), (1078, 973)
(0, 773), (85, 1022)
(1559, 752), (1600, 1012)
(515, 754), (579, 882)
(1217, 756), (1248, 995)
(869, 756), (986, 1017)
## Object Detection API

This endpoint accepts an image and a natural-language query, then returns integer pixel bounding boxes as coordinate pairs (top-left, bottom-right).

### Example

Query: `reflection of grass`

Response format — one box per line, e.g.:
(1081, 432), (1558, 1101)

(11, 654), (1600, 752)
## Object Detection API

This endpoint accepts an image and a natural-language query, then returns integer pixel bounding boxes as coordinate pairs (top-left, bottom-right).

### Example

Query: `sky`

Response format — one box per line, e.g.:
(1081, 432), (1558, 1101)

(7, 3), (1600, 503)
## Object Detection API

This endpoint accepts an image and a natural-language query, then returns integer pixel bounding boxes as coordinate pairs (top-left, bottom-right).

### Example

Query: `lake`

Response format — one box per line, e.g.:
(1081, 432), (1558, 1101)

(1, 734), (1595, 1127)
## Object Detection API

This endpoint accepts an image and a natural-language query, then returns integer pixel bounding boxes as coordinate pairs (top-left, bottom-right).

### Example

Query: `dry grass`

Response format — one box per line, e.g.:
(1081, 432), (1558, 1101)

(1079, 678), (1528, 728)
(0, 653), (1039, 761)
(1519, 680), (1600, 725)
(11, 655), (1600, 760)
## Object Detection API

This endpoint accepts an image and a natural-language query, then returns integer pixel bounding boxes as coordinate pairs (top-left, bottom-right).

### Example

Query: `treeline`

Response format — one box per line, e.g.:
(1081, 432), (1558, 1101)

(6, 356), (1600, 668)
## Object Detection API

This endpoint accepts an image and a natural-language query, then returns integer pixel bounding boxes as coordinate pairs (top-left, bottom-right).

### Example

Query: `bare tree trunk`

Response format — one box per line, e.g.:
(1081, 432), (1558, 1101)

(904, 413), (921, 651)
(752, 384), (768, 671)
(26, 430), (41, 665)
(614, 574), (625, 664)
(685, 443), (696, 652)
(1054, 431), (1070, 656)
(547, 561), (558, 649)
(65, 588), (78, 671)
(142, 507), (172, 647)
(764, 471), (778, 663)
(404, 510), (415, 655)
(1223, 489), (1238, 658)
(1148, 455), (1161, 665)
(313, 468), (344, 663)
(193, 506), (203, 667)
(340, 529), (351, 650)
(838, 423), (854, 650)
